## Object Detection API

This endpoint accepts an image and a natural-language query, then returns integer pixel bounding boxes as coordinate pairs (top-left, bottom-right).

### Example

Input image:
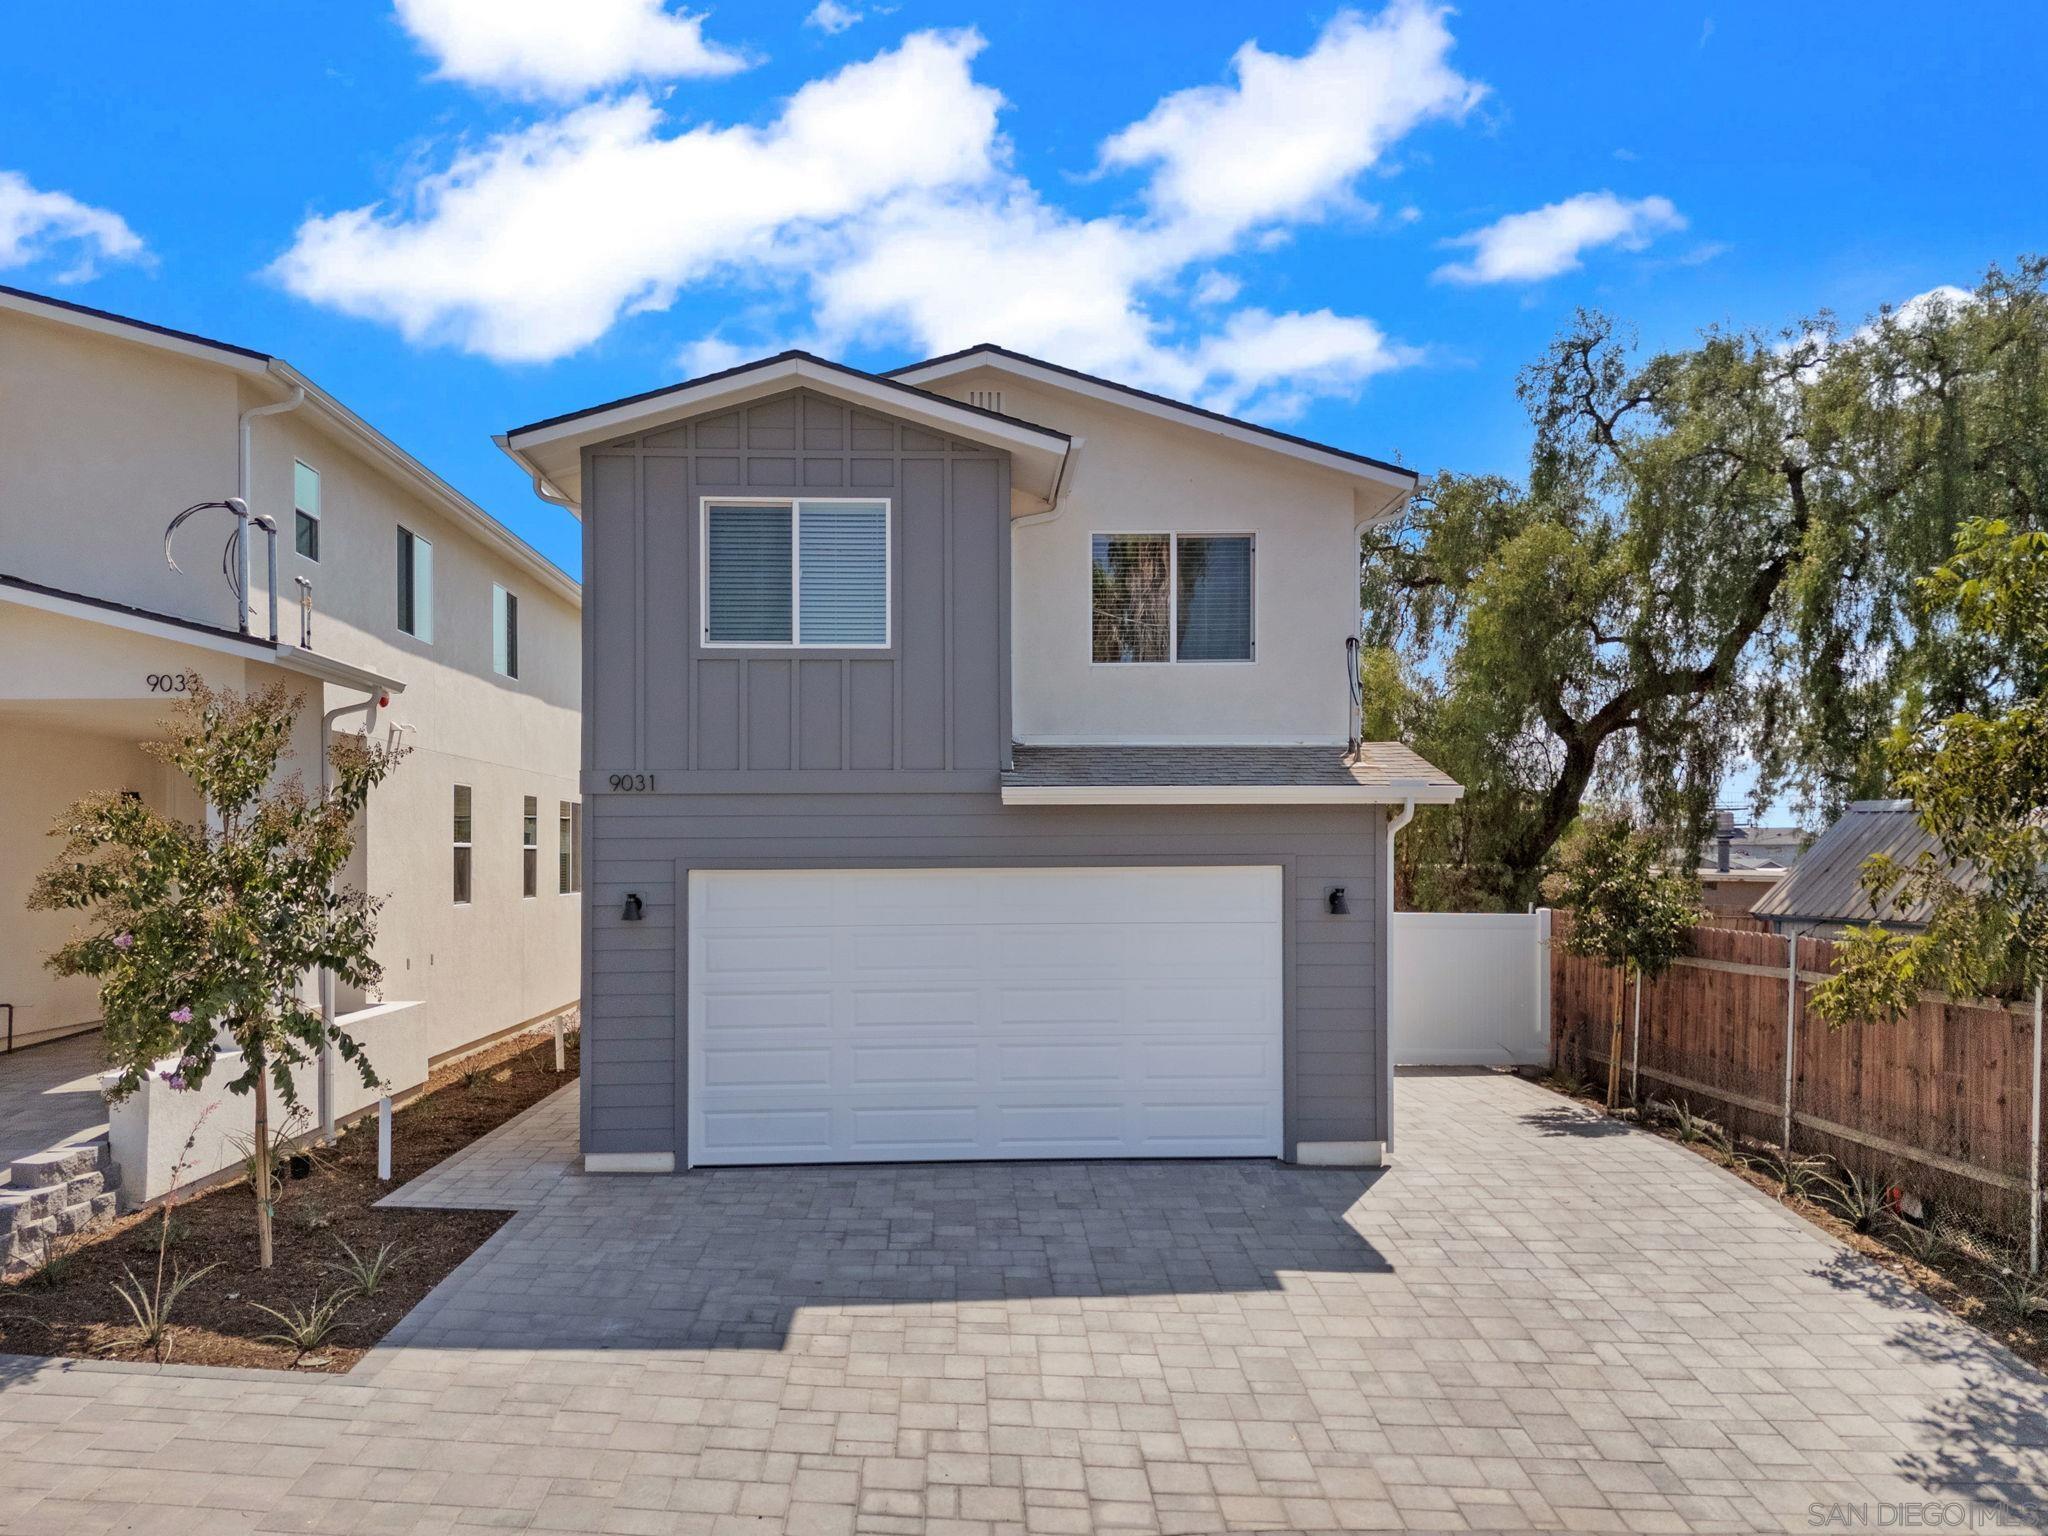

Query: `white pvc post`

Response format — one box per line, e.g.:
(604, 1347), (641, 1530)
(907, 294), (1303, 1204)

(553, 1014), (566, 1074)
(1629, 966), (1643, 1105)
(1781, 933), (1799, 1153)
(377, 1094), (393, 1183)
(2031, 980), (2042, 1276)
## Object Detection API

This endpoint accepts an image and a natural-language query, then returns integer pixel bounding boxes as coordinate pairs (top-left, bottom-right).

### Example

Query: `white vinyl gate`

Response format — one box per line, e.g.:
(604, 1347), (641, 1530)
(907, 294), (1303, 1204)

(1390, 910), (1549, 1067)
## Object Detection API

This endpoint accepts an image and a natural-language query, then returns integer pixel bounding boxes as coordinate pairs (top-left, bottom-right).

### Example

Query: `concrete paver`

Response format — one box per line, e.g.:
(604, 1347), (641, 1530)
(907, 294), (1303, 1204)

(3, 1070), (2047, 1533)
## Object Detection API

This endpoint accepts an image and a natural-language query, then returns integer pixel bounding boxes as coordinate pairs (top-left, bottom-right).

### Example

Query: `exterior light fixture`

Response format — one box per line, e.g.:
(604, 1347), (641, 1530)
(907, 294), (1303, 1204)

(1327, 886), (1348, 915)
(622, 893), (645, 922)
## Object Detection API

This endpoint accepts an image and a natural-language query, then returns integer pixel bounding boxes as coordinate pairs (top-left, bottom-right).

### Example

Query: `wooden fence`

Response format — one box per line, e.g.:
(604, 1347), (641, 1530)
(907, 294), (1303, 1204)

(1550, 913), (2043, 1239)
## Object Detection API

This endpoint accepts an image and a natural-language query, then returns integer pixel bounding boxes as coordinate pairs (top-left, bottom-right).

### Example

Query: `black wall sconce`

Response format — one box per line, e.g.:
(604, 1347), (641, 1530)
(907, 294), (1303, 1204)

(622, 893), (645, 922)
(1326, 886), (1349, 915)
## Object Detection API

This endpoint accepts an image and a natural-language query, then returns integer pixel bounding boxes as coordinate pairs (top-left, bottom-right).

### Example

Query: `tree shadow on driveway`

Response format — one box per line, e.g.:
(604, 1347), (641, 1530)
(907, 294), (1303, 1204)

(1812, 1249), (2048, 1522)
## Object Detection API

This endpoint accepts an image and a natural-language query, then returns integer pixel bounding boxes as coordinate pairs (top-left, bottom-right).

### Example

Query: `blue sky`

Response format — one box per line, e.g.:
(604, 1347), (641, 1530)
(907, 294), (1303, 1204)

(3, 0), (2043, 590)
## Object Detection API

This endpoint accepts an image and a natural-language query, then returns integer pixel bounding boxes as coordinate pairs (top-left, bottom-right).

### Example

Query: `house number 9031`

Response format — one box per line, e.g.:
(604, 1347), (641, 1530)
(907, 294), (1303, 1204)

(607, 773), (657, 792)
(145, 672), (196, 693)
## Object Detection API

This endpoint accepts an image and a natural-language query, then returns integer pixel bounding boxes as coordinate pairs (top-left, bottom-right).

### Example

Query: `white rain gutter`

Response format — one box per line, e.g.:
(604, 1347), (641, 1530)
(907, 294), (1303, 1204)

(317, 686), (384, 1141)
(1383, 796), (1416, 1158)
(239, 386), (305, 640)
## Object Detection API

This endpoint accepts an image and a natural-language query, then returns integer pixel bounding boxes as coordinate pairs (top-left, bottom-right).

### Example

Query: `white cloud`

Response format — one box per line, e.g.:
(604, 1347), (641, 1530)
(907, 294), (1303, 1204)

(0, 170), (148, 282)
(273, 32), (1002, 361)
(805, 0), (862, 34)
(1434, 191), (1684, 285)
(675, 335), (759, 376)
(1100, 1), (1482, 239)
(393, 0), (749, 97)
(279, 7), (1468, 414)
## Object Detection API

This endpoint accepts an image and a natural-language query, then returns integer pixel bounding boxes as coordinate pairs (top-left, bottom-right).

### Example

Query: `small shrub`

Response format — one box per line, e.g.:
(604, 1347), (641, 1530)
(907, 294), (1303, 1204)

(111, 1261), (218, 1362)
(1659, 1099), (1731, 1154)
(1887, 1212), (1959, 1267)
(248, 1289), (354, 1354)
(327, 1238), (402, 1298)
(291, 1199), (335, 1236)
(1988, 1264), (2048, 1322)
(460, 1066), (484, 1093)
(1817, 1166), (1891, 1234)
(1745, 1148), (1831, 1202)
(1542, 1065), (1591, 1098)
(20, 1241), (79, 1292)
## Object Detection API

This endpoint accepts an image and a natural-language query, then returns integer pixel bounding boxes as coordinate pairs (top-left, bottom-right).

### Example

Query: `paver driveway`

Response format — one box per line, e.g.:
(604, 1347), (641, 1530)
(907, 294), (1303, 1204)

(4, 1070), (2048, 1534)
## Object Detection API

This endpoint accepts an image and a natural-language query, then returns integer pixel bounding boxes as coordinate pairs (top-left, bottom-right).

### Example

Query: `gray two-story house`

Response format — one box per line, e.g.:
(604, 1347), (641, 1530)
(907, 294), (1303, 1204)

(501, 344), (1459, 1174)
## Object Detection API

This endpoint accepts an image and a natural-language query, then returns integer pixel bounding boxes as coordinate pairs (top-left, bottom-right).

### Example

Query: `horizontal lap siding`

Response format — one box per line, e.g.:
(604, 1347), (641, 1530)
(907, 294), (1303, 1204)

(581, 794), (1388, 1158)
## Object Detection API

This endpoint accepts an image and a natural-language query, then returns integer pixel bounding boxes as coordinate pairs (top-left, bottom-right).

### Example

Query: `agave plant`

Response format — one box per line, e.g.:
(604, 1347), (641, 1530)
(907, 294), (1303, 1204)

(248, 1289), (354, 1355)
(1816, 1166), (1892, 1234)
(1887, 1211), (1961, 1267)
(111, 1261), (218, 1362)
(1988, 1263), (2048, 1322)
(326, 1238), (403, 1298)
(1660, 1099), (1731, 1154)
(1744, 1148), (1831, 1202)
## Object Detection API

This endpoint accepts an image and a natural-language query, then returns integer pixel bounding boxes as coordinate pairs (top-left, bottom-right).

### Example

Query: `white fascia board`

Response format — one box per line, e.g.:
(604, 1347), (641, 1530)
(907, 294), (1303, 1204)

(270, 363), (581, 609)
(1001, 783), (1464, 807)
(897, 350), (1415, 497)
(0, 582), (405, 696)
(0, 287), (271, 375)
(505, 356), (1071, 511)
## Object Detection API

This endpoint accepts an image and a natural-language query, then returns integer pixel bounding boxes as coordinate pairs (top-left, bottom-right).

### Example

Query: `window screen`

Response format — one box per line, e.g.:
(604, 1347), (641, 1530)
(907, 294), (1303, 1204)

(522, 795), (538, 898)
(493, 585), (519, 677)
(397, 527), (433, 641)
(1175, 535), (1253, 661)
(1091, 534), (1171, 663)
(558, 801), (582, 894)
(706, 503), (794, 643)
(797, 502), (887, 645)
(294, 461), (320, 561)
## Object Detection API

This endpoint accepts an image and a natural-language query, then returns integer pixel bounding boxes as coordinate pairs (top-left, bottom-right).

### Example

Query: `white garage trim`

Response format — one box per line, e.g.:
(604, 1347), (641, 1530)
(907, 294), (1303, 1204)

(685, 865), (1285, 1167)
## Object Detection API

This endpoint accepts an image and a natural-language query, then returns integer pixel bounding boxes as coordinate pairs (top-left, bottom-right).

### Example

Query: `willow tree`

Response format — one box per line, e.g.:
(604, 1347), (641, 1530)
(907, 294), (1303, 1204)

(1364, 259), (2048, 910)
(31, 681), (405, 1268)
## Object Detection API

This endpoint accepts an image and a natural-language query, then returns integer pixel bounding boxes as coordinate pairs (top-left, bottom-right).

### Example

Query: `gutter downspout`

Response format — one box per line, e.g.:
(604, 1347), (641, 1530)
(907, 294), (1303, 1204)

(1383, 796), (1416, 1159)
(240, 387), (306, 640)
(317, 687), (382, 1141)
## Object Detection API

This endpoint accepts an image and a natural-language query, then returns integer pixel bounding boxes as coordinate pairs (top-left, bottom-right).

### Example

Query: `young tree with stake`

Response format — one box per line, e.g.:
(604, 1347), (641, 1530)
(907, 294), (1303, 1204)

(31, 680), (406, 1268)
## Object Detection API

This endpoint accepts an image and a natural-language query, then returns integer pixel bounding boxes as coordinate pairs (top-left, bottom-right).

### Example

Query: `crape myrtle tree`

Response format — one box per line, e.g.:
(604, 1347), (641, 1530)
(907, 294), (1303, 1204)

(31, 680), (406, 1268)
(1814, 518), (2048, 1025)
(1363, 259), (2048, 910)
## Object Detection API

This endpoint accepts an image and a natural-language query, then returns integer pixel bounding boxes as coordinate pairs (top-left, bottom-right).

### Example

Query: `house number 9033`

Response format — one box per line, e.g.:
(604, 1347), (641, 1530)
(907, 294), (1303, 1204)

(607, 773), (657, 792)
(145, 672), (196, 693)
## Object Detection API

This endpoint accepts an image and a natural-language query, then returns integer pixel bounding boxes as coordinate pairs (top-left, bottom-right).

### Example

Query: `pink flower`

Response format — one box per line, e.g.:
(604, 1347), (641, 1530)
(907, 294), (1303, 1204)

(170, 1006), (193, 1024)
(112, 932), (134, 951)
(158, 1068), (186, 1090)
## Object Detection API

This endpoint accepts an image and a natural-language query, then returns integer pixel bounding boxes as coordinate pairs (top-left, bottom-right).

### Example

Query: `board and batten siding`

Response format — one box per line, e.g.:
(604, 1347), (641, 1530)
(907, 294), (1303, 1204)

(580, 387), (1011, 787)
(581, 794), (1390, 1162)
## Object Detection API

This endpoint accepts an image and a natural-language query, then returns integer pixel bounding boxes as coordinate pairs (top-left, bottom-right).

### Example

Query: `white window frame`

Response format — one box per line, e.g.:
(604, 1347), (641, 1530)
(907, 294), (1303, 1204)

(492, 583), (519, 678)
(452, 784), (473, 906)
(1089, 530), (1257, 666)
(698, 496), (893, 651)
(397, 525), (433, 643)
(293, 460), (321, 562)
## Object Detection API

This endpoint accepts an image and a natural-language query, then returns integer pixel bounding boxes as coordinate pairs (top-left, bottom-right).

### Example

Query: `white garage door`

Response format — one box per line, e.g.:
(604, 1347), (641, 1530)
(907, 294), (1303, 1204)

(687, 866), (1283, 1165)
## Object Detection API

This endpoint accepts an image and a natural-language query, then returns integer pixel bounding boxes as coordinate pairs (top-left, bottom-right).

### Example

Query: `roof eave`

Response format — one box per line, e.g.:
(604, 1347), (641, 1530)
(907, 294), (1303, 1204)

(999, 783), (1464, 807)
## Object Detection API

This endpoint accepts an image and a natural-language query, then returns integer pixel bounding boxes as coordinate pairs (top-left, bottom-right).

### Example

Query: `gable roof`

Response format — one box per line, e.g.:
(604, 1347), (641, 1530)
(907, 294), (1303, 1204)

(0, 284), (578, 606)
(499, 349), (1074, 512)
(886, 343), (1416, 504)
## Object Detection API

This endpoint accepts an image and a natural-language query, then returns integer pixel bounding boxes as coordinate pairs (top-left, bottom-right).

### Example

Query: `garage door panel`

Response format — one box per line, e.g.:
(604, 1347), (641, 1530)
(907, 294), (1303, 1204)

(851, 1043), (979, 1086)
(688, 866), (1284, 1165)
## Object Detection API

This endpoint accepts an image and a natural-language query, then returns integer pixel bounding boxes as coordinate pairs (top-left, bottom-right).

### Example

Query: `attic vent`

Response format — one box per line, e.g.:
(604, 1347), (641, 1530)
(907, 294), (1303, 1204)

(967, 388), (1003, 414)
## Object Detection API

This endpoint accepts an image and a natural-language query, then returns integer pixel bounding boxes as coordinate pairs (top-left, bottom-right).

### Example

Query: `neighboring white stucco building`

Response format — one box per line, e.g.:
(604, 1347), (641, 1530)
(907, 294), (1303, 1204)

(0, 283), (581, 1199)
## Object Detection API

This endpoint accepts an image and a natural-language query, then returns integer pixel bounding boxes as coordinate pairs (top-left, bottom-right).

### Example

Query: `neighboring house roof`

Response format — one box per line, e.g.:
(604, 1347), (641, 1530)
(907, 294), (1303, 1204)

(1749, 799), (1963, 927)
(1000, 744), (1462, 806)
(886, 342), (1416, 511)
(0, 571), (406, 696)
(498, 350), (1074, 512)
(0, 284), (578, 608)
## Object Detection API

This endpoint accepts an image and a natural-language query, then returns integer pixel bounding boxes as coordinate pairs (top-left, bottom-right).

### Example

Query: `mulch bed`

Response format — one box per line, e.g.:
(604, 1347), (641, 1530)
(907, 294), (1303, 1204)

(0, 1027), (579, 1373)
(1529, 1070), (2048, 1375)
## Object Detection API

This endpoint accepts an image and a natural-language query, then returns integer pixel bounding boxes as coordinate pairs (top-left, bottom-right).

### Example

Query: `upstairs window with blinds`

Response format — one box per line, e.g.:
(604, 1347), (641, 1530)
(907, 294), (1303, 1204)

(1092, 532), (1253, 664)
(703, 499), (889, 648)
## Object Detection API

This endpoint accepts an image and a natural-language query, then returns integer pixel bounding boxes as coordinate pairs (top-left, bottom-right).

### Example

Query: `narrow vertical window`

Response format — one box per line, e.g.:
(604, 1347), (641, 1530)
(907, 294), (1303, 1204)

(558, 801), (582, 894)
(397, 526), (433, 641)
(294, 461), (321, 561)
(522, 795), (538, 898)
(493, 584), (519, 677)
(452, 785), (472, 904)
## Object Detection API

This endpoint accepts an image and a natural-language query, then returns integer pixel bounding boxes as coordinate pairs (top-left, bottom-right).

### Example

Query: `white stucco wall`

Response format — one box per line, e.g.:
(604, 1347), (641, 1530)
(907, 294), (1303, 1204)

(921, 370), (1369, 746)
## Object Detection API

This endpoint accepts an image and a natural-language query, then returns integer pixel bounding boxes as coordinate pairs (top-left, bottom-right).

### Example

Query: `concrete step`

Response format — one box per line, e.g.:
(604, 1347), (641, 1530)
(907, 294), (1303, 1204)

(0, 1138), (121, 1275)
